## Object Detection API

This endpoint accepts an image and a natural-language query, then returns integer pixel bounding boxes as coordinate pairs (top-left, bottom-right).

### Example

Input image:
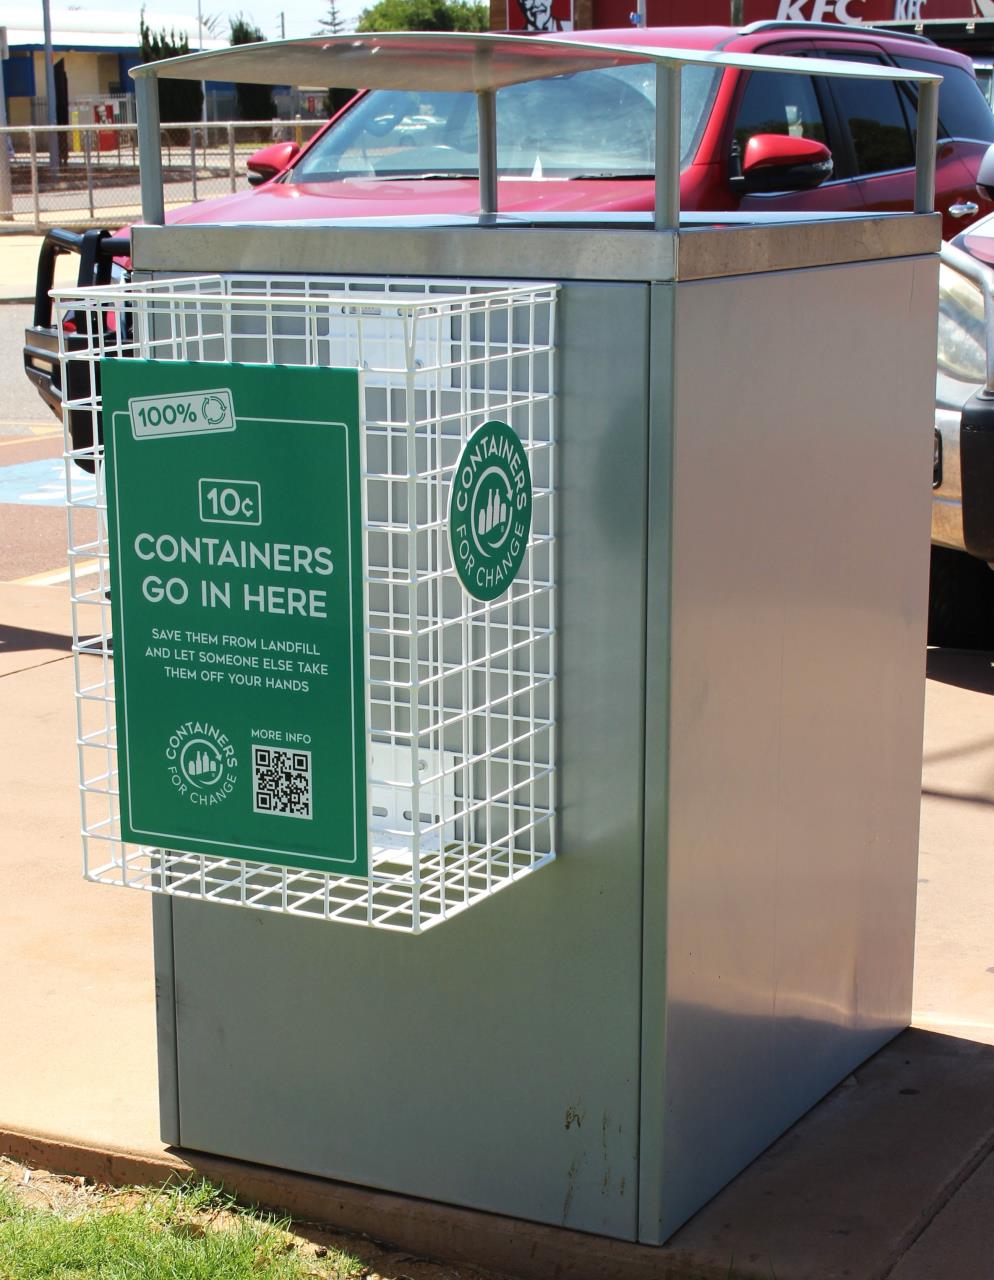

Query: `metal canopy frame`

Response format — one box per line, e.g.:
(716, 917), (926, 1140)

(130, 31), (940, 232)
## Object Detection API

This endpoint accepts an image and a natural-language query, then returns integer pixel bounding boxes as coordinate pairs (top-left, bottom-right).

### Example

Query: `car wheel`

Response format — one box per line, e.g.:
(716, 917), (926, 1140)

(928, 546), (994, 649)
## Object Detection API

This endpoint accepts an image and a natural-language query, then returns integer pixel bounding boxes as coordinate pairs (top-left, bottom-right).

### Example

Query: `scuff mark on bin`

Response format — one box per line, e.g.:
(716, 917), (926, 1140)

(564, 1100), (584, 1130)
(562, 1152), (586, 1223)
(600, 1110), (611, 1195)
(562, 1160), (577, 1222)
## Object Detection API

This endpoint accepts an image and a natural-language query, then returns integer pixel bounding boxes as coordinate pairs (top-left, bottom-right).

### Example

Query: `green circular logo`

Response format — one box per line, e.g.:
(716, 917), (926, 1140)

(448, 420), (532, 602)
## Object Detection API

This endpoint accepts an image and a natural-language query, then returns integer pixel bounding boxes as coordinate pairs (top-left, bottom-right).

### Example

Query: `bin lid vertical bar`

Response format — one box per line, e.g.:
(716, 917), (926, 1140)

(135, 75), (165, 226)
(915, 76), (938, 215)
(477, 87), (498, 219)
(654, 61), (680, 233)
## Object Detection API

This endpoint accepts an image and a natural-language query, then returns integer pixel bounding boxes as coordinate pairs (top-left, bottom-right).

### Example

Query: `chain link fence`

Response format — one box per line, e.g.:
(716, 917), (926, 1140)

(0, 119), (325, 232)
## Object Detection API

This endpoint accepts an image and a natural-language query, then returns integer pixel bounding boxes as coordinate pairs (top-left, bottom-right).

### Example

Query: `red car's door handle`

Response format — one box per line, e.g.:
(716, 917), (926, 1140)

(950, 201), (980, 219)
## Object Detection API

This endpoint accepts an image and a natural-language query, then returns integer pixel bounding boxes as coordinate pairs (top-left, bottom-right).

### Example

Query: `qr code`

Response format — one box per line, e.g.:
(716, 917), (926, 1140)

(253, 746), (312, 820)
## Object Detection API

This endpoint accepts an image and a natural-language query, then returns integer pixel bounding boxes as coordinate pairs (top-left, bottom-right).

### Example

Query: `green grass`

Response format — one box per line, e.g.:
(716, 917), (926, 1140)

(0, 1178), (364, 1280)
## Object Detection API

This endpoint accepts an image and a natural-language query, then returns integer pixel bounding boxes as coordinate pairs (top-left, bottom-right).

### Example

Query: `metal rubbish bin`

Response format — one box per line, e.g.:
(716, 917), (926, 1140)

(56, 34), (941, 1245)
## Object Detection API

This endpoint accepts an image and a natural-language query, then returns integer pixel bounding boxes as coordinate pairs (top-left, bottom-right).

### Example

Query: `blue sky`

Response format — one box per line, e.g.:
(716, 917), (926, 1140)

(102, 0), (367, 45)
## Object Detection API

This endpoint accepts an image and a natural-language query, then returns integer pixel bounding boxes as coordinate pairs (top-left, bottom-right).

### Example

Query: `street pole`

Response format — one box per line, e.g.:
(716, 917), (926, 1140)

(41, 0), (58, 175)
(198, 0), (207, 123)
(280, 11), (286, 37)
(0, 28), (12, 220)
(197, 0), (207, 166)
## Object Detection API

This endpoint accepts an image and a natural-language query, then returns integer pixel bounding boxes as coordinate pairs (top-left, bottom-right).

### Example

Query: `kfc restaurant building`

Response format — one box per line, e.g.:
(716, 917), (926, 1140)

(493, 0), (993, 38)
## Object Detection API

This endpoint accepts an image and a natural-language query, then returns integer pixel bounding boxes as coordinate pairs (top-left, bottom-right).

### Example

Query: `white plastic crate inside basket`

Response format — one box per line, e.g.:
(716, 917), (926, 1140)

(55, 273), (557, 933)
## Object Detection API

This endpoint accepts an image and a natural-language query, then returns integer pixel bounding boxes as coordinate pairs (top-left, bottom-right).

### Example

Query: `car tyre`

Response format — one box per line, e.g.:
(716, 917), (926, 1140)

(928, 546), (994, 649)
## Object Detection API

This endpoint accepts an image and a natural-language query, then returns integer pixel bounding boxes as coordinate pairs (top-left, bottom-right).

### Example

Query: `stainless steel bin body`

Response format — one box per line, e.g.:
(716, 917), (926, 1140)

(134, 212), (938, 1242)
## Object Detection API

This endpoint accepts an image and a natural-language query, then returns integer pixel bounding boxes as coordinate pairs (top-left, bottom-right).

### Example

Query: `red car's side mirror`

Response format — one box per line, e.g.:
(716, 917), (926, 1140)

(976, 141), (994, 201)
(740, 134), (833, 193)
(246, 141), (300, 187)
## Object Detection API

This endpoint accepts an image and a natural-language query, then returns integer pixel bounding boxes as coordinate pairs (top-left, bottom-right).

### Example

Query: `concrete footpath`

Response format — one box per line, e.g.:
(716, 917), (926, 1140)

(0, 233), (97, 302)
(3, 571), (994, 1280)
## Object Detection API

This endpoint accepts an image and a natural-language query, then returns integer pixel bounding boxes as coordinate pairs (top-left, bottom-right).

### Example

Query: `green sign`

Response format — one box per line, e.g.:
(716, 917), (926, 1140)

(448, 420), (532, 602)
(102, 359), (367, 877)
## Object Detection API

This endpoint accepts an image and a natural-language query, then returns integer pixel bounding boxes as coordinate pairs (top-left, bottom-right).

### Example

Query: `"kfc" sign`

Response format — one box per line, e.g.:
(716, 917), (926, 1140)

(503, 0), (994, 35)
(775, 0), (925, 16)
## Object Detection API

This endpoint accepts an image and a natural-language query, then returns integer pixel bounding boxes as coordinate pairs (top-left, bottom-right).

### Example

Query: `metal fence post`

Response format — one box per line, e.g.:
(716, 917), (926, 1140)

(0, 56), (13, 223)
(228, 121), (236, 194)
(0, 130), (12, 223)
(190, 130), (198, 202)
(28, 129), (40, 233)
(84, 128), (94, 218)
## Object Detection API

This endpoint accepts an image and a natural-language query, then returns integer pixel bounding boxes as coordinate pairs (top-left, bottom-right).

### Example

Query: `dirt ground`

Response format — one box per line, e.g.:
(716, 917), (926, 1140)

(0, 1156), (506, 1280)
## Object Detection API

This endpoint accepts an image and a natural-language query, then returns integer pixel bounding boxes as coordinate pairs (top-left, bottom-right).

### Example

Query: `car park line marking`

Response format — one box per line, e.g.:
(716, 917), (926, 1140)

(0, 426), (62, 447)
(0, 457), (97, 505)
(13, 559), (100, 587)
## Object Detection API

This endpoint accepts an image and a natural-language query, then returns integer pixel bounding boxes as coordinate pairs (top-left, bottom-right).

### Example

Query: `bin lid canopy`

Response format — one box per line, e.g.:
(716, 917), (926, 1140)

(129, 30), (940, 92)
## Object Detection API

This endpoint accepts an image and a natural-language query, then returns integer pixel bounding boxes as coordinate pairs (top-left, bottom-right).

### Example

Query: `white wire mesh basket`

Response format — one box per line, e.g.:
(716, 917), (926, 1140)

(55, 272), (557, 933)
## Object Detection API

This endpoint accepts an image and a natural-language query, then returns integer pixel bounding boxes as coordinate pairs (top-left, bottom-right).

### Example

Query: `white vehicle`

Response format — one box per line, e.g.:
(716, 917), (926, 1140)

(932, 176), (994, 645)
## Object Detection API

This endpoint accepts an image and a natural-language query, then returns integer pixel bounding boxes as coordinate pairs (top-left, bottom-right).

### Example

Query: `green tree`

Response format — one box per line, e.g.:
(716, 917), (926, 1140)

(140, 12), (203, 122)
(229, 14), (275, 120)
(316, 0), (351, 114)
(315, 0), (345, 34)
(356, 0), (489, 31)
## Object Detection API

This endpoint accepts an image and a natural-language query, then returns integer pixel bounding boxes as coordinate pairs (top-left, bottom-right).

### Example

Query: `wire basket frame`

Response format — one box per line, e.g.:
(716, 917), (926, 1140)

(54, 272), (557, 933)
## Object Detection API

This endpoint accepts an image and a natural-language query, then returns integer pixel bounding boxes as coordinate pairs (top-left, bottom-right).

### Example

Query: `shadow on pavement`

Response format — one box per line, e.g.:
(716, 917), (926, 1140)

(0, 621), (72, 655)
(926, 647), (994, 696)
(921, 786), (994, 808)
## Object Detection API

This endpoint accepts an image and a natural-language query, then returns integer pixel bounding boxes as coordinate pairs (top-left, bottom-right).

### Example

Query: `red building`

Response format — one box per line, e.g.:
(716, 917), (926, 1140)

(497, 0), (994, 38)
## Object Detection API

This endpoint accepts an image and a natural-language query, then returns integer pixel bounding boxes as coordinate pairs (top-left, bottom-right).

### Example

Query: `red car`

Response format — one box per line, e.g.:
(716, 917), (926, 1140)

(180, 21), (994, 239)
(25, 21), (994, 424)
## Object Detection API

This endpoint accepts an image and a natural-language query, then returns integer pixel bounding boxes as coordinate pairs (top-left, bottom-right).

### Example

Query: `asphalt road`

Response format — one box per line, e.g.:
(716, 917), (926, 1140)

(0, 302), (94, 581)
(0, 304), (58, 430)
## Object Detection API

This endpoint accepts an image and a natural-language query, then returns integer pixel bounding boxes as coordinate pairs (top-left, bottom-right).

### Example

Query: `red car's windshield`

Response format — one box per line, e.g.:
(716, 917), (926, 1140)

(288, 64), (720, 182)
